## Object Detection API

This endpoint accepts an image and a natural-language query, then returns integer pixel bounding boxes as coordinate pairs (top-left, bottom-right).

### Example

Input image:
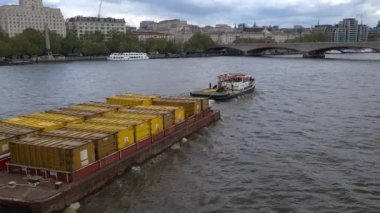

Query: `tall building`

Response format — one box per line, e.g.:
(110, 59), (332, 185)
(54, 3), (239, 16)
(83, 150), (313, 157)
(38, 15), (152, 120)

(357, 24), (369, 42)
(66, 16), (126, 41)
(368, 22), (380, 41)
(156, 19), (187, 33)
(337, 18), (359, 42)
(139, 21), (157, 31)
(334, 18), (369, 42)
(0, 0), (66, 37)
(313, 24), (337, 41)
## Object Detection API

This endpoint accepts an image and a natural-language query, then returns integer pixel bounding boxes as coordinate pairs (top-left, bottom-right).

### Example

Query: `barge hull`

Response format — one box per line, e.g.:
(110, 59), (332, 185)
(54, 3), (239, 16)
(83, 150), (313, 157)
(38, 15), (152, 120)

(0, 110), (220, 213)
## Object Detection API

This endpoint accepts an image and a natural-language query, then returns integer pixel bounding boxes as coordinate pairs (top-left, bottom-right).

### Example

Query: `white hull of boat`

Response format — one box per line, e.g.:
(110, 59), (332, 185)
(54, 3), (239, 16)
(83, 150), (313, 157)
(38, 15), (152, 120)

(107, 57), (149, 61)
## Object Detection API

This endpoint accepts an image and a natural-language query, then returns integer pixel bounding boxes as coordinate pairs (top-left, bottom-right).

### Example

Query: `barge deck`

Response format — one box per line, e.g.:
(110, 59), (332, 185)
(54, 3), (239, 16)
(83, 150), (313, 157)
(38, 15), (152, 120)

(0, 110), (220, 213)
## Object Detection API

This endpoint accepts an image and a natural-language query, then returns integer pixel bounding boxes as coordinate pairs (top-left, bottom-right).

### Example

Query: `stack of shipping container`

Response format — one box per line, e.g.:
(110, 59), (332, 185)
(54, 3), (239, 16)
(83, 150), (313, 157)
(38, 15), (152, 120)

(0, 93), (209, 182)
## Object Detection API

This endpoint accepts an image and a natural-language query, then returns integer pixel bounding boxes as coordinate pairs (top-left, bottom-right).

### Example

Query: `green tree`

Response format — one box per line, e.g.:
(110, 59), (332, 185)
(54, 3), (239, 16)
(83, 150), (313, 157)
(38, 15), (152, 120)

(81, 41), (108, 56)
(0, 40), (12, 57)
(11, 28), (44, 56)
(234, 37), (275, 43)
(286, 32), (328, 43)
(49, 31), (63, 54)
(0, 27), (9, 42)
(0, 27), (12, 56)
(184, 32), (214, 52)
(107, 31), (125, 53)
(164, 41), (179, 53)
(119, 33), (143, 52)
(143, 38), (169, 54)
(84, 31), (105, 42)
(61, 32), (82, 55)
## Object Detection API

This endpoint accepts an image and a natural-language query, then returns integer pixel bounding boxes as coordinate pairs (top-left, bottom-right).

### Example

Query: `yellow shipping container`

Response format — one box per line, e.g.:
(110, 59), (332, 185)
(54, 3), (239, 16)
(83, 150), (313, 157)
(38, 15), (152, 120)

(47, 108), (102, 120)
(2, 117), (64, 132)
(134, 105), (185, 124)
(87, 117), (151, 142)
(153, 99), (201, 118)
(24, 112), (83, 125)
(104, 112), (163, 135)
(80, 102), (124, 111)
(118, 93), (160, 100)
(161, 96), (209, 111)
(0, 133), (16, 156)
(9, 137), (26, 165)
(0, 123), (39, 138)
(118, 94), (159, 104)
(120, 109), (174, 130)
(42, 128), (118, 160)
(67, 105), (115, 114)
(10, 136), (96, 171)
(106, 96), (151, 106)
(66, 123), (134, 150)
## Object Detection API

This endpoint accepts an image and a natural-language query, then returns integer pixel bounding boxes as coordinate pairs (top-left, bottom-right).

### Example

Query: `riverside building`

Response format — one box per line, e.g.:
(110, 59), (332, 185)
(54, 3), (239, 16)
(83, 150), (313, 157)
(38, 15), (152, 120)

(0, 0), (66, 37)
(66, 16), (126, 40)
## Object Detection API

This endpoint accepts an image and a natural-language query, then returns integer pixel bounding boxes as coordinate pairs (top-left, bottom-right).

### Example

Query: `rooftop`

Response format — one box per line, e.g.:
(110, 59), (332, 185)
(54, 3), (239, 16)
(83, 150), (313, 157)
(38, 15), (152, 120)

(67, 16), (125, 23)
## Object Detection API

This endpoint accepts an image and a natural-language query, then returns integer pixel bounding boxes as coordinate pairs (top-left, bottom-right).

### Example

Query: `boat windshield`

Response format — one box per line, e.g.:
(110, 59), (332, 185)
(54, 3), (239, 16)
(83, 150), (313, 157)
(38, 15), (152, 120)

(218, 74), (253, 82)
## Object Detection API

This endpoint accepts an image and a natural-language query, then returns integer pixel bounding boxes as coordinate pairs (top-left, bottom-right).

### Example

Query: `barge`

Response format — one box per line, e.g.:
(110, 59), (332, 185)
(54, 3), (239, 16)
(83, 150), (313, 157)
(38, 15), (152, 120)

(0, 94), (221, 213)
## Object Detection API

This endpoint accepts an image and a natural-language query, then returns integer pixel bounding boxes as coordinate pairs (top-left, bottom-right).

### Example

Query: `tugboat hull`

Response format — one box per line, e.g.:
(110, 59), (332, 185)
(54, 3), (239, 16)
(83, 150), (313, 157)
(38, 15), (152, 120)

(191, 84), (255, 101)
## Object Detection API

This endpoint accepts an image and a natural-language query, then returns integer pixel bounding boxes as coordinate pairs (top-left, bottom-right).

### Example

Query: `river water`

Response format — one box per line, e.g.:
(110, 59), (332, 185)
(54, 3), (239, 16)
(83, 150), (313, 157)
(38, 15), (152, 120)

(0, 54), (379, 212)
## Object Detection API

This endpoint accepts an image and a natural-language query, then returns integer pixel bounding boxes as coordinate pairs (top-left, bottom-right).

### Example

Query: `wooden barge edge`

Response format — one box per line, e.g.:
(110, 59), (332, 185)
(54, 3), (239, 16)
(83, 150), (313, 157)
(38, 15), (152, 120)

(0, 110), (221, 213)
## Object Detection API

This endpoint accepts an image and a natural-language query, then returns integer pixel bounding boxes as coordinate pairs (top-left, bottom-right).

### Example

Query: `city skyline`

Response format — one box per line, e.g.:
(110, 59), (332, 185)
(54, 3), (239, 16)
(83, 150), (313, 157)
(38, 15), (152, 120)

(2, 0), (380, 28)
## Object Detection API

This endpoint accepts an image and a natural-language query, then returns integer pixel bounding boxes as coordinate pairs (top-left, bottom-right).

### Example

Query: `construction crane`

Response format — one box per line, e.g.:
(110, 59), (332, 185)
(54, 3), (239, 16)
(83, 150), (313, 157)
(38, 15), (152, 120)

(97, 0), (103, 18)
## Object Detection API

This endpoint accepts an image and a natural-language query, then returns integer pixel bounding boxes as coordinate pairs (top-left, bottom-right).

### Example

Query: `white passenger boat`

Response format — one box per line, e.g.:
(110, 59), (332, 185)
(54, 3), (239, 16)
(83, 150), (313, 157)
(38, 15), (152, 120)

(107, 52), (149, 61)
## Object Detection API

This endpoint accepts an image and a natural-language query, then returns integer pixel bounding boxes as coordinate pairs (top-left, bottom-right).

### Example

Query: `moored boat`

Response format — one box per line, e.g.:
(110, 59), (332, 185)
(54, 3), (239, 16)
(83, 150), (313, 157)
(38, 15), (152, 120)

(190, 73), (255, 101)
(107, 52), (149, 61)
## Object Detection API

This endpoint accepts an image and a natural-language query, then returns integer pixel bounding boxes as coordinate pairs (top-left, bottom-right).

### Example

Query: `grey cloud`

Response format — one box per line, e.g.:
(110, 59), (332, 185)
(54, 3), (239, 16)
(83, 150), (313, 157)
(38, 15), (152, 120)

(1, 0), (379, 27)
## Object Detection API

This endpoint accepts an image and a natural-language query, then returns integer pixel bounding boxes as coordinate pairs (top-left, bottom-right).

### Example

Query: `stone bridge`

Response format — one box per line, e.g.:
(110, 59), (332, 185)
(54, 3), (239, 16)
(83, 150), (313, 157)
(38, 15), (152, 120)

(210, 42), (380, 58)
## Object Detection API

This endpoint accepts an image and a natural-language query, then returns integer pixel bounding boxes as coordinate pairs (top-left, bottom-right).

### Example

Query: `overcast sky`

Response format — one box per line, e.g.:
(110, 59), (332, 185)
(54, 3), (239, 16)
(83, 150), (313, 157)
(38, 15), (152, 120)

(3, 0), (380, 28)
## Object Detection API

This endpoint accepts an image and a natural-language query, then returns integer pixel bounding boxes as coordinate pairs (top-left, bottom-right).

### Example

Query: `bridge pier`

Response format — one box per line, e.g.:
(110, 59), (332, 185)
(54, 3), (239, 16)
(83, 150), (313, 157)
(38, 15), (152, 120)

(303, 52), (325, 59)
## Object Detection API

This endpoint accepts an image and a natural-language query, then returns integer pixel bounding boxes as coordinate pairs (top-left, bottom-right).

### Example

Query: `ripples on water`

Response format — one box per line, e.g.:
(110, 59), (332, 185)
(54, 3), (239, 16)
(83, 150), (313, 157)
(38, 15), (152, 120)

(0, 54), (379, 212)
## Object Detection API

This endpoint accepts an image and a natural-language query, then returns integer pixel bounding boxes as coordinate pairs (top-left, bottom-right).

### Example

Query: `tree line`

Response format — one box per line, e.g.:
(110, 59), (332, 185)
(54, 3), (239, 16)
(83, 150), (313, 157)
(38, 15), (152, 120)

(0, 28), (215, 58)
(0, 27), (329, 58)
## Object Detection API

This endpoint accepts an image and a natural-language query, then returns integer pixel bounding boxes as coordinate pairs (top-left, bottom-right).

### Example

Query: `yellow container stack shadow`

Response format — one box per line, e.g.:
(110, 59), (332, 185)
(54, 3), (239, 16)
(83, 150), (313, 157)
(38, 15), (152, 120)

(104, 112), (164, 136)
(106, 96), (152, 106)
(66, 105), (117, 115)
(46, 108), (103, 120)
(87, 117), (151, 143)
(152, 99), (202, 119)
(66, 123), (135, 150)
(119, 108), (174, 130)
(79, 102), (124, 111)
(24, 112), (84, 125)
(161, 96), (209, 111)
(1, 117), (64, 132)
(0, 123), (39, 138)
(134, 105), (185, 124)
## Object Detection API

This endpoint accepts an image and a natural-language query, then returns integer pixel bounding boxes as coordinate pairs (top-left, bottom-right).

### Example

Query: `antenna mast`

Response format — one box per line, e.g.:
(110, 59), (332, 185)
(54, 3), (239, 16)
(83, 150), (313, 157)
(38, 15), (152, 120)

(97, 0), (103, 18)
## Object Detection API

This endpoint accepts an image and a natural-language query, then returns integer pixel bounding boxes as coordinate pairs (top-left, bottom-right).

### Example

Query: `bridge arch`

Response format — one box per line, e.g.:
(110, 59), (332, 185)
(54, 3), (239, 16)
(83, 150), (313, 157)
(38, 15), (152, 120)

(308, 45), (380, 54)
(305, 45), (380, 58)
(212, 42), (380, 58)
(246, 47), (300, 56)
(207, 46), (244, 55)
